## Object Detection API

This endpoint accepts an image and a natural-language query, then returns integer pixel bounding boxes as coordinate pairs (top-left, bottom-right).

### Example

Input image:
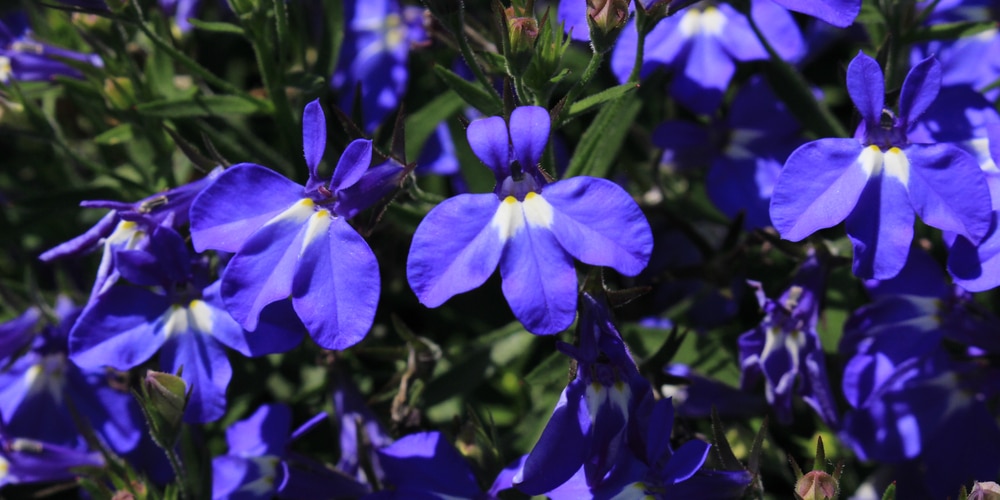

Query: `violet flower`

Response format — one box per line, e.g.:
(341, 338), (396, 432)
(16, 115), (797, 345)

(770, 52), (992, 279)
(406, 106), (653, 334)
(190, 100), (382, 350)
(0, 432), (103, 487)
(0, 12), (102, 84)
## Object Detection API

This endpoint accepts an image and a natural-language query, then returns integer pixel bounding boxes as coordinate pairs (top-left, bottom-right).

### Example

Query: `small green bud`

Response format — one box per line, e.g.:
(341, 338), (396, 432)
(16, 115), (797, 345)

(586, 0), (630, 53)
(135, 370), (189, 450)
(795, 470), (839, 500)
(507, 12), (539, 54)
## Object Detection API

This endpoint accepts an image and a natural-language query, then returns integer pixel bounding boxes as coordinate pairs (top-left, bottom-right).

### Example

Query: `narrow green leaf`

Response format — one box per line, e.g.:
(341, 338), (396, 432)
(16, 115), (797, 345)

(563, 92), (641, 179)
(187, 18), (245, 35)
(433, 65), (503, 117)
(710, 408), (745, 471)
(136, 95), (270, 118)
(881, 482), (896, 500)
(903, 21), (996, 43)
(404, 91), (465, 162)
(94, 123), (135, 146)
(563, 83), (639, 122)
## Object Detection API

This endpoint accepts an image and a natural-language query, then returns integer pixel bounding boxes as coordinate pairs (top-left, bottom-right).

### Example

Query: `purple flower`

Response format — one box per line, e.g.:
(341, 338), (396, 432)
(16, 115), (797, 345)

(406, 106), (653, 334)
(0, 12), (102, 83)
(332, 0), (427, 133)
(738, 253), (839, 427)
(610, 0), (804, 114)
(69, 226), (305, 423)
(190, 100), (381, 350)
(770, 52), (992, 279)
(768, 0), (860, 27)
(0, 433), (104, 487)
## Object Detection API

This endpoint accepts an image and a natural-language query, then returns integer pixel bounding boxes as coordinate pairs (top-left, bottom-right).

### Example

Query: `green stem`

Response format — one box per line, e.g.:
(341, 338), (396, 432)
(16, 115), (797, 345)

(456, 23), (500, 101)
(627, 23), (646, 83)
(165, 446), (190, 500)
(557, 51), (604, 124)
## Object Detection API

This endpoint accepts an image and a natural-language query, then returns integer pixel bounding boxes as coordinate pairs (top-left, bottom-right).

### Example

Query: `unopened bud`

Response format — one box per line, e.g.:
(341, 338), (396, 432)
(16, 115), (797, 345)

(795, 470), (838, 500)
(586, 0), (630, 53)
(508, 15), (539, 54)
(135, 370), (189, 449)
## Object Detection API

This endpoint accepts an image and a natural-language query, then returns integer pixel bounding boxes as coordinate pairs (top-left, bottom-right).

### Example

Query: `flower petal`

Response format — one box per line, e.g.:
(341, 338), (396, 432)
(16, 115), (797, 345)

(407, 194), (504, 308)
(220, 200), (312, 331)
(847, 51), (885, 127)
(509, 106), (550, 173)
(768, 0), (860, 27)
(202, 281), (304, 357)
(160, 324), (231, 423)
(331, 139), (373, 192)
(515, 381), (588, 495)
(467, 116), (511, 181)
(770, 139), (869, 241)
(662, 439), (711, 485)
(68, 287), (171, 370)
(292, 215), (379, 350)
(303, 99), (327, 189)
(899, 56), (941, 127)
(904, 144), (992, 242)
(190, 164), (304, 253)
(845, 173), (915, 279)
(542, 177), (652, 275)
(673, 33), (733, 114)
(226, 403), (291, 457)
(499, 223), (577, 334)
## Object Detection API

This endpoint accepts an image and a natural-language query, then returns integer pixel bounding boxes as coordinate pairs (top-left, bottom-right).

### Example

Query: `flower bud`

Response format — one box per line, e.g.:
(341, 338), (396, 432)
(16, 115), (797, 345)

(795, 470), (838, 500)
(507, 14), (539, 54)
(587, 0), (630, 53)
(969, 481), (1000, 500)
(135, 370), (189, 449)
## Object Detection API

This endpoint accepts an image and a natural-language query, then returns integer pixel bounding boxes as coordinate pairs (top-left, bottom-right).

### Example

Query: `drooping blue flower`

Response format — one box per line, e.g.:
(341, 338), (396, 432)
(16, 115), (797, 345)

(609, 0), (804, 114)
(515, 293), (654, 495)
(212, 403), (369, 500)
(190, 99), (382, 350)
(0, 296), (142, 455)
(0, 431), (104, 488)
(69, 226), (305, 423)
(738, 253), (839, 427)
(332, 0), (427, 133)
(652, 77), (805, 229)
(770, 52), (993, 279)
(0, 12), (102, 84)
(406, 106), (653, 334)
(39, 167), (223, 304)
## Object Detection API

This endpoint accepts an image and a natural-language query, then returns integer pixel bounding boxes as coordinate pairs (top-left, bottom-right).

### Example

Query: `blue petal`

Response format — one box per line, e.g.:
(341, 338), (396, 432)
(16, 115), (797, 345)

(770, 139), (869, 241)
(226, 403), (291, 457)
(948, 216), (1000, 292)
(515, 381), (589, 495)
(748, 0), (804, 62)
(202, 281), (304, 357)
(211, 455), (275, 500)
(292, 215), (379, 350)
(661, 439), (711, 485)
(407, 194), (504, 308)
(331, 139), (373, 192)
(557, 0), (589, 41)
(220, 201), (312, 331)
(845, 173), (915, 279)
(375, 431), (482, 498)
(707, 154), (782, 230)
(509, 106), (549, 173)
(716, 3), (767, 62)
(542, 177), (653, 276)
(499, 223), (577, 335)
(190, 164), (305, 253)
(673, 33), (733, 115)
(768, 0), (860, 27)
(39, 210), (117, 262)
(303, 99), (327, 190)
(899, 56), (941, 127)
(0, 307), (40, 363)
(159, 308), (232, 423)
(904, 144), (991, 242)
(847, 52), (885, 127)
(68, 287), (171, 370)
(467, 116), (511, 181)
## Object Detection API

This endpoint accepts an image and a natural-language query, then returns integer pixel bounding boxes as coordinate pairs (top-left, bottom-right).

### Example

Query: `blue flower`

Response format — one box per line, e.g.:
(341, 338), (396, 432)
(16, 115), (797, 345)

(737, 253), (839, 427)
(190, 99), (382, 350)
(0, 12), (102, 84)
(770, 52), (993, 279)
(767, 0), (860, 27)
(609, 0), (804, 114)
(406, 106), (653, 334)
(69, 226), (305, 423)
(0, 432), (104, 487)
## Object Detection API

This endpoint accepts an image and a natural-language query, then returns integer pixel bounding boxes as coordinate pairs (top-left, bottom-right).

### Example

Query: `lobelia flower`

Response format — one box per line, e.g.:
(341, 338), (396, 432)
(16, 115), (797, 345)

(769, 52), (993, 279)
(0, 296), (141, 455)
(212, 403), (369, 500)
(652, 77), (805, 229)
(766, 0), (860, 27)
(332, 0), (428, 133)
(69, 226), (305, 423)
(406, 106), (653, 334)
(333, 372), (393, 485)
(0, 431), (104, 488)
(515, 293), (655, 495)
(0, 12), (102, 84)
(39, 167), (223, 305)
(737, 252), (839, 427)
(190, 99), (383, 350)
(609, 0), (804, 114)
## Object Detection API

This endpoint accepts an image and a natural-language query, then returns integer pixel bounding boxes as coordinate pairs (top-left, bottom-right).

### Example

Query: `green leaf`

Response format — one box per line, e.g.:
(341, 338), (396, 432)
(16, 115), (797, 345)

(903, 21), (997, 43)
(433, 65), (503, 117)
(404, 91), (465, 162)
(563, 83), (639, 122)
(563, 92), (641, 179)
(187, 18), (245, 36)
(881, 482), (896, 500)
(135, 95), (270, 118)
(94, 124), (135, 146)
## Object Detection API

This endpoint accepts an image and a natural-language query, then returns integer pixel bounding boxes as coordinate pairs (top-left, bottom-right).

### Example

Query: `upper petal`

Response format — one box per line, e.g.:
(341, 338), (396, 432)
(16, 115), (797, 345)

(331, 139), (373, 192)
(292, 215), (380, 350)
(847, 52), (885, 127)
(542, 178), (653, 276)
(406, 194), (505, 307)
(509, 106), (550, 174)
(770, 139), (869, 241)
(190, 164), (304, 253)
(899, 56), (942, 127)
(467, 116), (511, 181)
(302, 99), (327, 189)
